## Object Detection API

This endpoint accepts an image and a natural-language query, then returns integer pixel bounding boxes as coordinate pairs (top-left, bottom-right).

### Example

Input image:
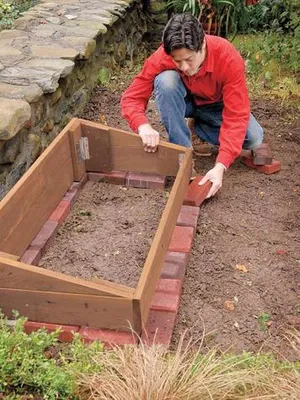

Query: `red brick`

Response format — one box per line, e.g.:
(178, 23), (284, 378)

(30, 220), (58, 253)
(49, 200), (70, 224)
(126, 172), (166, 190)
(242, 158), (281, 174)
(24, 321), (79, 342)
(168, 226), (194, 253)
(156, 279), (183, 295)
(88, 170), (127, 185)
(177, 205), (199, 228)
(78, 327), (137, 347)
(20, 248), (41, 265)
(151, 292), (180, 313)
(160, 251), (189, 280)
(258, 160), (281, 174)
(141, 310), (177, 346)
(63, 181), (82, 205)
(184, 176), (212, 207)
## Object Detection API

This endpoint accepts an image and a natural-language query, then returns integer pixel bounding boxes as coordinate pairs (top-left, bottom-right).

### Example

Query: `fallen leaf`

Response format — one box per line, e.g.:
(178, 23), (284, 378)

(236, 264), (249, 273)
(224, 300), (235, 311)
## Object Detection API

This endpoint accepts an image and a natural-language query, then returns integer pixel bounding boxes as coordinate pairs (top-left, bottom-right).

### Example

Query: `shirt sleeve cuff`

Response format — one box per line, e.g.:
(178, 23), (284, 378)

(131, 116), (149, 132)
(216, 151), (235, 169)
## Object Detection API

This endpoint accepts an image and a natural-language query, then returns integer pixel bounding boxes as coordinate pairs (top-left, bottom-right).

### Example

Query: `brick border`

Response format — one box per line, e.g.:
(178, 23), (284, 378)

(19, 170), (166, 347)
(140, 185), (206, 346)
(18, 171), (208, 347)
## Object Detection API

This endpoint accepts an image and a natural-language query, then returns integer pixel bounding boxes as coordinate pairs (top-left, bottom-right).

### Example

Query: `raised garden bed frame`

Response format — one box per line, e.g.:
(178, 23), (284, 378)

(0, 118), (192, 334)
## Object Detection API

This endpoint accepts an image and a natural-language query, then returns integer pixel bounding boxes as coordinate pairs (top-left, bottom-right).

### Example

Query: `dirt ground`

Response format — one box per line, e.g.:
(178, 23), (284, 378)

(78, 65), (300, 359)
(39, 181), (167, 288)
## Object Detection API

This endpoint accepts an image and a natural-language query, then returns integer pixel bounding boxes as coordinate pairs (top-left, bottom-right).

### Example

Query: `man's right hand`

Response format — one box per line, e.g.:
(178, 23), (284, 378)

(138, 124), (160, 153)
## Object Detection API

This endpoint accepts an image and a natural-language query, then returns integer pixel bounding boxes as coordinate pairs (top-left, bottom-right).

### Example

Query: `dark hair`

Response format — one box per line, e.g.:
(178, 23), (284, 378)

(163, 13), (204, 55)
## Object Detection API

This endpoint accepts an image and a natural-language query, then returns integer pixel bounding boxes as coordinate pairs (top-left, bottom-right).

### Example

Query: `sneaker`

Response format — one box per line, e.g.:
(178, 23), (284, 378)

(252, 143), (273, 165)
(193, 143), (214, 157)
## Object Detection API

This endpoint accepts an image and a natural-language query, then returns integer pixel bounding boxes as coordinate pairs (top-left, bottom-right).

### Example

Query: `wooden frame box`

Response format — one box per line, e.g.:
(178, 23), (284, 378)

(0, 118), (192, 333)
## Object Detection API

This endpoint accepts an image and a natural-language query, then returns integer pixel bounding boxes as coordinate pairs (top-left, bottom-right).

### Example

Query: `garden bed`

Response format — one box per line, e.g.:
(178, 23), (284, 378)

(39, 181), (167, 288)
(0, 118), (193, 333)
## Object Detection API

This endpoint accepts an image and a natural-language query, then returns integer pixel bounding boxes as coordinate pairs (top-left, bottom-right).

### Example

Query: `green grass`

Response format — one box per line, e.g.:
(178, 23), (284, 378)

(233, 33), (300, 108)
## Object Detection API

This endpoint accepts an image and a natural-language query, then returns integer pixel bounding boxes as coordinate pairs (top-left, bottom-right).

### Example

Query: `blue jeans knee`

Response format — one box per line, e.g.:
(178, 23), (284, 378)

(243, 114), (264, 150)
(154, 71), (192, 147)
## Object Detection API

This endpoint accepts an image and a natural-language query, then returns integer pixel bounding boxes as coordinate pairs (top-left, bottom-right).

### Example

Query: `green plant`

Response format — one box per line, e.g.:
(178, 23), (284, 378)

(0, 311), (103, 399)
(233, 32), (300, 106)
(164, 0), (249, 39)
(257, 312), (271, 332)
(246, 0), (300, 34)
(0, 0), (39, 30)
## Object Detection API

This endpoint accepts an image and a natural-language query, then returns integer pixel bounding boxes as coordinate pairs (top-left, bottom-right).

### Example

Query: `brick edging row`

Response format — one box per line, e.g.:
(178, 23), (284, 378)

(17, 171), (211, 348)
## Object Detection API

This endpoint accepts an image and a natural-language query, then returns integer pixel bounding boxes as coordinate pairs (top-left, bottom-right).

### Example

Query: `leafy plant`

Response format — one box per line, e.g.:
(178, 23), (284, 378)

(164, 0), (250, 39)
(0, 311), (103, 399)
(0, 0), (39, 30)
(246, 0), (300, 34)
(257, 311), (271, 332)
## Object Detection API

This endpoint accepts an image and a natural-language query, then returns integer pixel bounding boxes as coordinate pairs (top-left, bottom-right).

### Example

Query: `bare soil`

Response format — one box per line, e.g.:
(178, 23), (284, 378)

(78, 65), (300, 359)
(39, 181), (167, 288)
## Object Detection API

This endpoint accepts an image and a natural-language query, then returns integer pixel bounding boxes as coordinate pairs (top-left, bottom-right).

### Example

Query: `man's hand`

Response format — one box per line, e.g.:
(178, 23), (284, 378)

(198, 163), (226, 198)
(138, 123), (160, 153)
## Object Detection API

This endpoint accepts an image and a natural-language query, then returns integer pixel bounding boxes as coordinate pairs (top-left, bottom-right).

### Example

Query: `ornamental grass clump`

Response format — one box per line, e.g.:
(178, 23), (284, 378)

(78, 333), (300, 400)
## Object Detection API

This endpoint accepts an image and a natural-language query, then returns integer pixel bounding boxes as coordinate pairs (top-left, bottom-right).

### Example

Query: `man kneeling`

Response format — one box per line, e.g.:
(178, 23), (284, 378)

(121, 13), (272, 198)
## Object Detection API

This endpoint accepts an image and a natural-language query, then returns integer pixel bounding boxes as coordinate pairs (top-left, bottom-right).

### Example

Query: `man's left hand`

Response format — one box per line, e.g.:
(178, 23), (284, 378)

(198, 163), (226, 198)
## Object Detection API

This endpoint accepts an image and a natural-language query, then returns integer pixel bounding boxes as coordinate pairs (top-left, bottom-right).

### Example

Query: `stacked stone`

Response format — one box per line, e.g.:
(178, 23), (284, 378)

(0, 0), (148, 199)
(146, 0), (169, 50)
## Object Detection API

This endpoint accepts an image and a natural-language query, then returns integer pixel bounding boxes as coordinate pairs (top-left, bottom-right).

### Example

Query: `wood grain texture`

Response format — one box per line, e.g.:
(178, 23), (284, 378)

(80, 120), (111, 172)
(0, 257), (134, 298)
(0, 120), (76, 257)
(79, 119), (186, 176)
(134, 148), (193, 326)
(68, 118), (86, 181)
(108, 126), (186, 176)
(0, 252), (19, 261)
(0, 288), (135, 331)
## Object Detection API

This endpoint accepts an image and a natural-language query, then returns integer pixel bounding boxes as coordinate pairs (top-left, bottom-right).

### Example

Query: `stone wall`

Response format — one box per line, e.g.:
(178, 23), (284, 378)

(0, 0), (152, 199)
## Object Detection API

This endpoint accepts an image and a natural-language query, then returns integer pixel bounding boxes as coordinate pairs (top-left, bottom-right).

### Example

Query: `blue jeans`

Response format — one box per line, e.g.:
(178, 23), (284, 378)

(154, 70), (263, 149)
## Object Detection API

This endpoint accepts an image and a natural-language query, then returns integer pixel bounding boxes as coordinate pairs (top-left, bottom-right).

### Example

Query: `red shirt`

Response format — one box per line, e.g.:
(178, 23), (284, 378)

(121, 35), (250, 168)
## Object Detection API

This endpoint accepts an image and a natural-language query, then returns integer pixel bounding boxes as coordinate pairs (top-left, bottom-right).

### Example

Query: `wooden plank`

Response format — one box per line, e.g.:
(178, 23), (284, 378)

(80, 120), (111, 172)
(0, 288), (136, 331)
(0, 120), (76, 257)
(109, 126), (186, 176)
(68, 118), (86, 181)
(80, 119), (185, 176)
(0, 257), (134, 298)
(134, 148), (193, 326)
(0, 251), (19, 261)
